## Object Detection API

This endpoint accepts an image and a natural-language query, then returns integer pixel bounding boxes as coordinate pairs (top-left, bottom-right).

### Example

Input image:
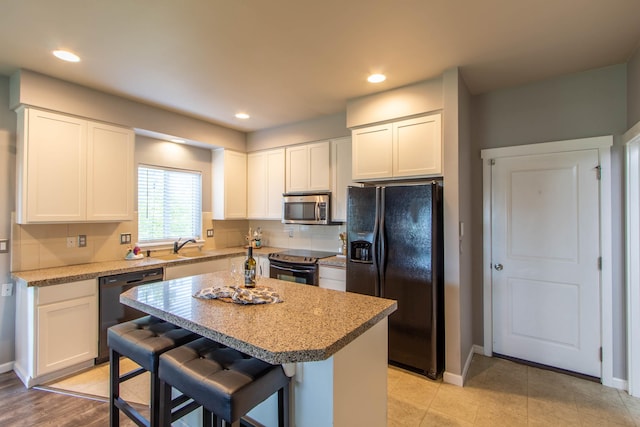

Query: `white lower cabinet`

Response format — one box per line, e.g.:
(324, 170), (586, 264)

(165, 259), (228, 280)
(14, 279), (98, 387)
(319, 266), (346, 292)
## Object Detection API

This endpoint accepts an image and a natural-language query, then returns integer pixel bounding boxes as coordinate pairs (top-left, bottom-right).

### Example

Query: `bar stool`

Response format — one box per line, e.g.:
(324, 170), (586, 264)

(108, 315), (199, 427)
(159, 337), (291, 427)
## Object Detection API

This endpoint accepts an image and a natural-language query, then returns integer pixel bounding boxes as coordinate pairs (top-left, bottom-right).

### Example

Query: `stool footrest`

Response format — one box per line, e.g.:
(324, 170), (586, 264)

(119, 366), (146, 383)
(114, 396), (150, 427)
(171, 400), (201, 422)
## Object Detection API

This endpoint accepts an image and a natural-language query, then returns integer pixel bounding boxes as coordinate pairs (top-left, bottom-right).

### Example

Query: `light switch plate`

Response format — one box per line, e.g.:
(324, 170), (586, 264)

(0, 239), (8, 253)
(78, 235), (87, 247)
(207, 229), (214, 237)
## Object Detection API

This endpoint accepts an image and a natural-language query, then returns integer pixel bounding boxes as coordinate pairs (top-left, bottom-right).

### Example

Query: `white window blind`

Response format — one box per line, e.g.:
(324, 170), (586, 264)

(138, 165), (202, 242)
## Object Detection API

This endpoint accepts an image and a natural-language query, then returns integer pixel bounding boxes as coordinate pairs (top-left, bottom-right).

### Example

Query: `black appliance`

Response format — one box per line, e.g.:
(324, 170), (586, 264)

(346, 182), (444, 379)
(97, 267), (164, 363)
(268, 250), (336, 285)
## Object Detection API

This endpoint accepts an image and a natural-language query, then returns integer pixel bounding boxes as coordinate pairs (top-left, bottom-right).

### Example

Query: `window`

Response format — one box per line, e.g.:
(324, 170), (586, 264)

(138, 165), (202, 242)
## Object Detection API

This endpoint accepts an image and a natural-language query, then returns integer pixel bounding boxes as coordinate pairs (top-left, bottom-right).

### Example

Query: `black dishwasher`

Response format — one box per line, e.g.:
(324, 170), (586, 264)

(96, 268), (164, 364)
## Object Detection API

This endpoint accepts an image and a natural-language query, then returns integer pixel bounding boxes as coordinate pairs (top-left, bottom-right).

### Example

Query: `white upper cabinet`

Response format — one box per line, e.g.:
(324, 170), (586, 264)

(212, 149), (247, 219)
(352, 123), (393, 181)
(285, 141), (330, 192)
(331, 137), (353, 223)
(352, 113), (442, 181)
(86, 122), (134, 221)
(247, 148), (285, 219)
(16, 107), (134, 223)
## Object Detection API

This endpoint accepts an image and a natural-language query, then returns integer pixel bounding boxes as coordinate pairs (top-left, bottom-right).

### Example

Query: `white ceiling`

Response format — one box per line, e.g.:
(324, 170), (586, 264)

(1, 0), (639, 132)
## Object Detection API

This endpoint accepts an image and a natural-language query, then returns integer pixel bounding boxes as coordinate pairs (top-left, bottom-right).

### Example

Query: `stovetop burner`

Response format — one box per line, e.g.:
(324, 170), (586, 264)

(268, 250), (336, 265)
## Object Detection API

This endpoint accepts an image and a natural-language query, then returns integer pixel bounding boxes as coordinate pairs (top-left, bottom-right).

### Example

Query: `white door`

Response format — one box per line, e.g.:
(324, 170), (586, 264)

(491, 149), (601, 377)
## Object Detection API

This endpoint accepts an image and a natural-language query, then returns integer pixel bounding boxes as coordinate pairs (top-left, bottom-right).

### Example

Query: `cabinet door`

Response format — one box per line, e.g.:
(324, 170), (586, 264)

(319, 266), (346, 292)
(247, 152), (267, 218)
(352, 123), (393, 181)
(165, 259), (228, 280)
(23, 109), (87, 222)
(213, 150), (247, 219)
(286, 145), (309, 192)
(36, 295), (97, 375)
(393, 114), (442, 177)
(86, 122), (134, 221)
(226, 151), (247, 218)
(265, 149), (285, 219)
(331, 137), (352, 222)
(308, 141), (330, 191)
(247, 149), (284, 220)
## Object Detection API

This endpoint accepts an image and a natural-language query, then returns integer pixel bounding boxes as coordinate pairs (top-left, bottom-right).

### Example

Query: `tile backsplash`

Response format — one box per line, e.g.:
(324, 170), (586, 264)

(10, 212), (346, 272)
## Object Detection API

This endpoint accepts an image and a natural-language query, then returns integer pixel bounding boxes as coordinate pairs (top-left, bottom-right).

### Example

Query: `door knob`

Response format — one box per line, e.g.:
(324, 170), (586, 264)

(494, 263), (503, 271)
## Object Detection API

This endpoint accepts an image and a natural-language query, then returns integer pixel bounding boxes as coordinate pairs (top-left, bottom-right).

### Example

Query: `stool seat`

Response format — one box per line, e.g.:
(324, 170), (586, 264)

(108, 315), (198, 372)
(108, 316), (199, 427)
(159, 337), (290, 426)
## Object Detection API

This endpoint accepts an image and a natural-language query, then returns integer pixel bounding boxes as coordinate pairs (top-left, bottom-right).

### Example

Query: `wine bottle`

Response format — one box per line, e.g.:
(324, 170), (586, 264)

(244, 246), (256, 287)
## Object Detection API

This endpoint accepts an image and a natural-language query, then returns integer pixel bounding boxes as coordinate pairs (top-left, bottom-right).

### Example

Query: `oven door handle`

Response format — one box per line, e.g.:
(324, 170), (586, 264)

(270, 264), (316, 274)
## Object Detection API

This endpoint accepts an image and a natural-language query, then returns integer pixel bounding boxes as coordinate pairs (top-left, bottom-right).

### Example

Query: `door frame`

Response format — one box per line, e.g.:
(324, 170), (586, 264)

(481, 136), (613, 387)
(624, 122), (640, 397)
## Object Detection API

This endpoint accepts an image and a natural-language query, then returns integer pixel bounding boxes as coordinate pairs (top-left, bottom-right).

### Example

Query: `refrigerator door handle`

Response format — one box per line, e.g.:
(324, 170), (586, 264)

(378, 187), (386, 297)
(372, 187), (381, 297)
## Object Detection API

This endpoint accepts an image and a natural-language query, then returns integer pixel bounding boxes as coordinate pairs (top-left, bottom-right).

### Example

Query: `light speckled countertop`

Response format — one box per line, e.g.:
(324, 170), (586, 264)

(318, 255), (347, 268)
(11, 247), (283, 287)
(120, 271), (396, 364)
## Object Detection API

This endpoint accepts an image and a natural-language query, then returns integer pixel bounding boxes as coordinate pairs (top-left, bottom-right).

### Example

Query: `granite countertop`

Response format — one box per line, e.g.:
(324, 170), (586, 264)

(120, 271), (396, 364)
(12, 246), (283, 287)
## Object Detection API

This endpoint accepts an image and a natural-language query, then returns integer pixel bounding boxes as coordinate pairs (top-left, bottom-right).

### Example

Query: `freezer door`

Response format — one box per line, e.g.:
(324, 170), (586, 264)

(382, 184), (438, 376)
(346, 186), (379, 296)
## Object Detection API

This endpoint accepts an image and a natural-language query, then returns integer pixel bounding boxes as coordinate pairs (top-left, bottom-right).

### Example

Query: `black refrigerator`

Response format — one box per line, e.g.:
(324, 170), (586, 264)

(346, 182), (444, 379)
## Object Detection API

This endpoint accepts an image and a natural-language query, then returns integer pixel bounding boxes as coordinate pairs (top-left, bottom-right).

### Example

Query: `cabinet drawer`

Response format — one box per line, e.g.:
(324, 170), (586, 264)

(319, 266), (346, 281)
(37, 279), (96, 305)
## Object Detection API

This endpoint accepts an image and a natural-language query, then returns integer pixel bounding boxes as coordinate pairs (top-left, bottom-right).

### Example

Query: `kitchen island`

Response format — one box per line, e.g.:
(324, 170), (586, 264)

(120, 271), (397, 427)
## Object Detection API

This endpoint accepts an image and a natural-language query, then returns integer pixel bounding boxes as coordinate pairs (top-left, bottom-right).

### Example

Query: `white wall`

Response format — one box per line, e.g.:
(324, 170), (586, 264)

(470, 64), (628, 379)
(247, 112), (348, 152)
(0, 76), (16, 368)
(628, 46), (640, 128)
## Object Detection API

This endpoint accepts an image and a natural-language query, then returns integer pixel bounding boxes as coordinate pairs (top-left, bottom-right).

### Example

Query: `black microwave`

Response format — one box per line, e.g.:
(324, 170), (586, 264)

(282, 193), (330, 225)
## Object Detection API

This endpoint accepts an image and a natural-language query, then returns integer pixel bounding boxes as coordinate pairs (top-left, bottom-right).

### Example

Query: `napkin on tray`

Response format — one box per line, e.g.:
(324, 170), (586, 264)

(193, 286), (283, 304)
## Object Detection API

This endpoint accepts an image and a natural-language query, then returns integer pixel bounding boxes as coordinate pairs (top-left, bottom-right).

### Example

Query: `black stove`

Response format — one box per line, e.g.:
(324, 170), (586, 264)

(268, 250), (336, 265)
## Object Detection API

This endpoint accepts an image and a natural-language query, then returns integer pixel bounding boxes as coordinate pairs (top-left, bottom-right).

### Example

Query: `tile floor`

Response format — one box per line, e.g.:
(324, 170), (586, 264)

(388, 354), (640, 426)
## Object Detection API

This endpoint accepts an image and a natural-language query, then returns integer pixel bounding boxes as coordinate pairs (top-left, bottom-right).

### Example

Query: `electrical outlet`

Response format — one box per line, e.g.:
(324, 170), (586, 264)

(207, 229), (214, 238)
(66, 237), (75, 248)
(1, 283), (12, 297)
(120, 233), (131, 244)
(78, 235), (87, 247)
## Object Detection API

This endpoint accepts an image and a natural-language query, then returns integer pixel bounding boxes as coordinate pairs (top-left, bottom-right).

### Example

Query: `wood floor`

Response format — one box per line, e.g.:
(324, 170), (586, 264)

(0, 370), (143, 427)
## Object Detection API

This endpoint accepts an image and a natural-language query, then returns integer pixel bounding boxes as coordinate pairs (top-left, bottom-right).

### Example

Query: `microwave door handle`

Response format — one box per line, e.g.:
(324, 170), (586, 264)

(315, 203), (320, 221)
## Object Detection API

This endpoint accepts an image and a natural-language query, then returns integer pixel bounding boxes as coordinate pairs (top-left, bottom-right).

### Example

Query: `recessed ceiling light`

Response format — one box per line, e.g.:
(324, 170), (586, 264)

(367, 73), (386, 83)
(53, 50), (80, 62)
(235, 113), (250, 119)
(170, 138), (186, 144)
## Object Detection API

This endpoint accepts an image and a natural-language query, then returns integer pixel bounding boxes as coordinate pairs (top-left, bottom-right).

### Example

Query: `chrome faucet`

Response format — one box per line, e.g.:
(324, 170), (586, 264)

(173, 237), (196, 254)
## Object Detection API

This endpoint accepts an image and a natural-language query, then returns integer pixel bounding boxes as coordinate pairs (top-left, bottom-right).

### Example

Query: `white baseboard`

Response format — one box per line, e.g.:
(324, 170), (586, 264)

(442, 371), (463, 386)
(0, 361), (14, 374)
(473, 344), (484, 355)
(443, 345), (478, 387)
